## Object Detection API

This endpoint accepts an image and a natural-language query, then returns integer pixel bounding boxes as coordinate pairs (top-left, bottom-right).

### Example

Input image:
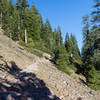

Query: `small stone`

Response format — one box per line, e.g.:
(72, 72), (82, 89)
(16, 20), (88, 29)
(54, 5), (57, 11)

(60, 95), (64, 99)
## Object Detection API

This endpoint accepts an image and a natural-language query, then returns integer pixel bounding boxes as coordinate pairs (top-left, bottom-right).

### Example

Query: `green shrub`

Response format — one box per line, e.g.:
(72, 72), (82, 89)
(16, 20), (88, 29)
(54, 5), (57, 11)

(25, 42), (34, 48)
(19, 41), (26, 46)
(57, 65), (72, 75)
(28, 38), (33, 43)
(26, 47), (43, 57)
(88, 67), (100, 90)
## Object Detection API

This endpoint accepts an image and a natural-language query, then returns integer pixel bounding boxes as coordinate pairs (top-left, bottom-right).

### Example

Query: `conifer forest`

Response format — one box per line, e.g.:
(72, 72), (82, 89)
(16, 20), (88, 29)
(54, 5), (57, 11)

(0, 0), (100, 90)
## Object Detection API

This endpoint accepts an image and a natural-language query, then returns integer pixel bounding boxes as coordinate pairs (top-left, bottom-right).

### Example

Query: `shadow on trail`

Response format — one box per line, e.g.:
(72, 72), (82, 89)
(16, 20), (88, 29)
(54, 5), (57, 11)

(0, 60), (61, 100)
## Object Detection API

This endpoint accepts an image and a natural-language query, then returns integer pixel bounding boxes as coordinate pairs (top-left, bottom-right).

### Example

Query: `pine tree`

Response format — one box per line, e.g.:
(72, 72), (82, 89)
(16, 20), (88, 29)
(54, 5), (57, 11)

(3, 0), (14, 38)
(52, 27), (70, 74)
(0, 0), (7, 27)
(40, 18), (53, 51)
(92, 0), (100, 25)
(65, 33), (81, 65)
(65, 32), (70, 52)
(56, 26), (62, 47)
(82, 1), (100, 90)
(16, 0), (29, 43)
(82, 15), (90, 40)
(82, 15), (92, 74)
(88, 67), (100, 90)
(70, 34), (81, 63)
(11, 7), (21, 40)
(52, 28), (58, 51)
(25, 3), (41, 41)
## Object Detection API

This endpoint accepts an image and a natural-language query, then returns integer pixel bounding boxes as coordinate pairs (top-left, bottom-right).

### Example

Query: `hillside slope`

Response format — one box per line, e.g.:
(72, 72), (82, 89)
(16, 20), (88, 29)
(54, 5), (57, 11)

(0, 30), (100, 100)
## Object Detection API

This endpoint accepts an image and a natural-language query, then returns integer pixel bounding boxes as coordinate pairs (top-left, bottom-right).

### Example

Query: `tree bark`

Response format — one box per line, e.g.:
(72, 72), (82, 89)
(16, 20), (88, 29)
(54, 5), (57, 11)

(18, 25), (21, 40)
(25, 29), (27, 44)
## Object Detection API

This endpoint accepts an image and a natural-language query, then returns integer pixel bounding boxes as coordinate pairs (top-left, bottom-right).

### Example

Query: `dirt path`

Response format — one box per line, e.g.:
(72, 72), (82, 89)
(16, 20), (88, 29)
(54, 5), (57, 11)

(23, 62), (39, 73)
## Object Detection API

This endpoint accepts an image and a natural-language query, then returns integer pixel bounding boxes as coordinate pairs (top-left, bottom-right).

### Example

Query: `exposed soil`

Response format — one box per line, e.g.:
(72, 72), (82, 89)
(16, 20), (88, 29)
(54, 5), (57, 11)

(0, 31), (100, 100)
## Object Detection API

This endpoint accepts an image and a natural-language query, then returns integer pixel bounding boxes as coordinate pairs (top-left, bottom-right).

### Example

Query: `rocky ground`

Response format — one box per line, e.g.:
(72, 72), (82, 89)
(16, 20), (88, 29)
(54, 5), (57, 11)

(0, 30), (100, 100)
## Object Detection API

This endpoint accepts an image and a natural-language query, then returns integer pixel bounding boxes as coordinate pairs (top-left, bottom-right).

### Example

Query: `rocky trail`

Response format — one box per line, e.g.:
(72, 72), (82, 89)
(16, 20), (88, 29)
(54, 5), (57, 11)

(0, 30), (100, 100)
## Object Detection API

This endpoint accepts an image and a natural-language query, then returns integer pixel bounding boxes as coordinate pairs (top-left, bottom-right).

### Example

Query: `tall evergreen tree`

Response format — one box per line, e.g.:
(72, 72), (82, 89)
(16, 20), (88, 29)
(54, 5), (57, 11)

(16, 0), (29, 43)
(65, 33), (81, 65)
(25, 3), (41, 42)
(3, 0), (14, 38)
(0, 0), (7, 27)
(65, 32), (70, 52)
(52, 27), (70, 74)
(92, 0), (100, 25)
(82, 1), (100, 90)
(40, 18), (53, 51)
(56, 26), (62, 47)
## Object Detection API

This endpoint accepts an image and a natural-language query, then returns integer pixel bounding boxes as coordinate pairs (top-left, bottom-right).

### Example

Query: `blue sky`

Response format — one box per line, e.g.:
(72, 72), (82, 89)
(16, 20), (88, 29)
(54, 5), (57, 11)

(13, 0), (94, 51)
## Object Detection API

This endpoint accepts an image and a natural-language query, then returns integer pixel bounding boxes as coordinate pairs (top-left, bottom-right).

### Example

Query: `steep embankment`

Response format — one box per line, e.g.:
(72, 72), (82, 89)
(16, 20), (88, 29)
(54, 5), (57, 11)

(0, 30), (100, 100)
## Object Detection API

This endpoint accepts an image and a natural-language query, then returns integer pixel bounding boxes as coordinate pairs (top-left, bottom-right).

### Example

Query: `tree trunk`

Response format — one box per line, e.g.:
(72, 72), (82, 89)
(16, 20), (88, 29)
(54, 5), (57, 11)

(10, 32), (12, 39)
(18, 25), (21, 40)
(25, 29), (27, 44)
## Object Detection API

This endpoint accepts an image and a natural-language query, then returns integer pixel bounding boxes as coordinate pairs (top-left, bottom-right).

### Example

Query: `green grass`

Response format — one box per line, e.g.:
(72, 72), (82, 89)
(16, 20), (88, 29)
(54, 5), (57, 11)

(19, 41), (43, 57)
(89, 84), (100, 90)
(26, 47), (43, 57)
(57, 65), (72, 76)
(69, 65), (77, 72)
